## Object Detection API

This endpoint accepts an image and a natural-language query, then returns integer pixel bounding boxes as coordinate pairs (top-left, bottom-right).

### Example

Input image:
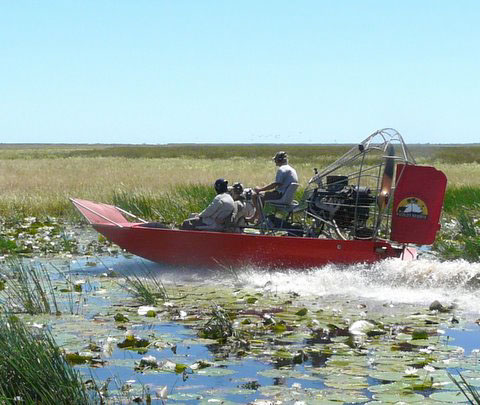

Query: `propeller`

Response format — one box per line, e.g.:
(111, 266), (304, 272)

(376, 144), (395, 229)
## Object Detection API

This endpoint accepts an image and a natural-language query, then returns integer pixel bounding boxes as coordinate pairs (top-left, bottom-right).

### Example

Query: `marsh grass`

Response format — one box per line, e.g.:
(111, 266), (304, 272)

(113, 184), (215, 224)
(435, 210), (480, 262)
(448, 371), (480, 404)
(444, 186), (480, 214)
(0, 144), (479, 222)
(198, 304), (235, 341)
(0, 257), (59, 315)
(121, 267), (168, 305)
(4, 143), (478, 164)
(0, 315), (98, 404)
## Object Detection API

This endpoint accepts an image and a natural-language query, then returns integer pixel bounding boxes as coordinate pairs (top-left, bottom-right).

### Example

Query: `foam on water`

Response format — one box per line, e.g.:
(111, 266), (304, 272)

(99, 255), (480, 318)
(235, 258), (480, 317)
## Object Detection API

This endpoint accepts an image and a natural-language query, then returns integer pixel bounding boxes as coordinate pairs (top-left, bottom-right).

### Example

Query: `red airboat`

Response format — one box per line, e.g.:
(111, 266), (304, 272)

(71, 129), (447, 269)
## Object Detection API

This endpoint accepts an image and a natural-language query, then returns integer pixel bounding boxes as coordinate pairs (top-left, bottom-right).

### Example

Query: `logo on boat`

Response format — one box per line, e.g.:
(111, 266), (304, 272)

(396, 197), (428, 219)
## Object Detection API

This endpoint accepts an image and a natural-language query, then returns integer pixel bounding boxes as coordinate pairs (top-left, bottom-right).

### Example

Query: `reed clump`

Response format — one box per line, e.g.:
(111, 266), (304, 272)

(443, 186), (480, 214)
(435, 210), (480, 262)
(448, 372), (480, 404)
(121, 268), (169, 305)
(0, 315), (97, 404)
(0, 257), (59, 315)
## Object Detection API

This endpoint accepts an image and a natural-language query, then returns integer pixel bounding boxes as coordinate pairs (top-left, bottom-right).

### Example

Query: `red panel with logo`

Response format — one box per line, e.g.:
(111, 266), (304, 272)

(391, 164), (447, 245)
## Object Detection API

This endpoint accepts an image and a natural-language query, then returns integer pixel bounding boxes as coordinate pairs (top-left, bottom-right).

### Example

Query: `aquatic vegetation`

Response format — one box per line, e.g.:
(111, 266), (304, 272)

(0, 216), (79, 255)
(435, 210), (480, 262)
(198, 304), (235, 341)
(449, 371), (480, 404)
(120, 268), (168, 305)
(444, 186), (480, 214)
(0, 256), (478, 403)
(0, 314), (98, 404)
(117, 332), (150, 352)
(0, 257), (59, 315)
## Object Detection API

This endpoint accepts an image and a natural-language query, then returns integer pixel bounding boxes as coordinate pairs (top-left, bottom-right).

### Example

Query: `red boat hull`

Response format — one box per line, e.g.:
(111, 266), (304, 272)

(71, 198), (404, 268)
(94, 223), (403, 268)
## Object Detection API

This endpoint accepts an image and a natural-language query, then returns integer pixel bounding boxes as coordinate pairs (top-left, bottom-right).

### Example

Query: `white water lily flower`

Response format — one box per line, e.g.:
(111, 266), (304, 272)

(423, 365), (435, 373)
(156, 386), (168, 399)
(292, 383), (302, 389)
(140, 355), (158, 367)
(404, 367), (418, 375)
(138, 306), (157, 315)
(102, 337), (117, 357)
(179, 310), (187, 319)
(349, 320), (375, 336)
(32, 323), (44, 329)
(74, 279), (86, 285)
(437, 329), (445, 335)
(453, 347), (465, 355)
(164, 302), (174, 307)
(159, 360), (176, 371)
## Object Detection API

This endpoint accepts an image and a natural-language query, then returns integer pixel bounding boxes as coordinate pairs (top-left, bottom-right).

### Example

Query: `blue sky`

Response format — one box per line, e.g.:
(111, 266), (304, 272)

(1, 1), (479, 144)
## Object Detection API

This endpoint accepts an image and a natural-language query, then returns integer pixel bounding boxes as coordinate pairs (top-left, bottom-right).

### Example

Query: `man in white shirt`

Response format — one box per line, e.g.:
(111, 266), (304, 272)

(181, 179), (235, 231)
(248, 151), (298, 223)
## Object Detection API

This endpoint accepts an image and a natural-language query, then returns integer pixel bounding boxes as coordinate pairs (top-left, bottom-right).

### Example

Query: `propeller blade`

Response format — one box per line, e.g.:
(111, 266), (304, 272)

(377, 145), (395, 211)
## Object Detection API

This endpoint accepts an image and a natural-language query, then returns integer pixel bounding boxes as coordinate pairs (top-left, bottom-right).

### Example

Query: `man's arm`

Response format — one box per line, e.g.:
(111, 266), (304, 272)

(254, 182), (280, 193)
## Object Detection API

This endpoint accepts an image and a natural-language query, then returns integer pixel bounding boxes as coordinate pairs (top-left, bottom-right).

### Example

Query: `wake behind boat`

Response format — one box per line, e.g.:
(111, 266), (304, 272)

(71, 129), (447, 269)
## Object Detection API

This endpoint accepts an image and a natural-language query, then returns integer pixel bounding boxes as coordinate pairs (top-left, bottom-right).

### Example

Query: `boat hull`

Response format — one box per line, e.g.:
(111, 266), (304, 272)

(94, 223), (403, 268)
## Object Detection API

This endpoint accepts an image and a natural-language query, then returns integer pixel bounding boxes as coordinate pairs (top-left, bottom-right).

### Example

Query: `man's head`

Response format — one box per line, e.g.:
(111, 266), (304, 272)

(231, 182), (244, 195)
(273, 151), (288, 165)
(214, 178), (229, 194)
(230, 182), (245, 200)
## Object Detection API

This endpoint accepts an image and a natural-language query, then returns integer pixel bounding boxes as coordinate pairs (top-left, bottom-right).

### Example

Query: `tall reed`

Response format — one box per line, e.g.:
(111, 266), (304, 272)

(0, 257), (59, 315)
(443, 186), (480, 214)
(120, 266), (169, 305)
(0, 315), (98, 404)
(448, 372), (480, 404)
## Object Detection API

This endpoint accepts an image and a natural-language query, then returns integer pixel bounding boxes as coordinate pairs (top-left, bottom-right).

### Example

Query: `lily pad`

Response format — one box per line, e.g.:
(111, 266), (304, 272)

(196, 368), (236, 377)
(429, 390), (469, 402)
(373, 392), (426, 402)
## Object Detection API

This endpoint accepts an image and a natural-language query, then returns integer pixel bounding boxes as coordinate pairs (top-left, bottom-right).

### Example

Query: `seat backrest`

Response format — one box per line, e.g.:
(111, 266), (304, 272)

(271, 182), (300, 205)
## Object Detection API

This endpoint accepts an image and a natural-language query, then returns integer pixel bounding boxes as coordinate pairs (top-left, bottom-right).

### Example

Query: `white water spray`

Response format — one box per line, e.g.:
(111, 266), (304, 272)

(236, 258), (480, 316)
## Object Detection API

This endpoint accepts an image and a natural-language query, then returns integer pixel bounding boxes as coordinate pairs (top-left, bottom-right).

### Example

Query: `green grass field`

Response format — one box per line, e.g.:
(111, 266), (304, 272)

(0, 143), (478, 222)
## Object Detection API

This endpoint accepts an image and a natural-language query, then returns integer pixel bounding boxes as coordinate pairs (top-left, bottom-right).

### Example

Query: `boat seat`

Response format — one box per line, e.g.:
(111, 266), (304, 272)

(262, 182), (300, 223)
(265, 182), (300, 209)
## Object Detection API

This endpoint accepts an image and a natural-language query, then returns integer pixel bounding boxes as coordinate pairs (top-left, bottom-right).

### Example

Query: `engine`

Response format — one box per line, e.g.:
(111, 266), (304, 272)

(308, 176), (376, 236)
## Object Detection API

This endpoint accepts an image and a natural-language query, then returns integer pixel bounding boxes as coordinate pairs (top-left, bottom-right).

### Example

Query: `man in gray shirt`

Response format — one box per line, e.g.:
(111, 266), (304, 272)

(249, 151), (298, 223)
(181, 178), (235, 231)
